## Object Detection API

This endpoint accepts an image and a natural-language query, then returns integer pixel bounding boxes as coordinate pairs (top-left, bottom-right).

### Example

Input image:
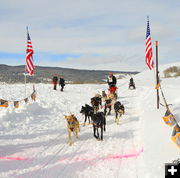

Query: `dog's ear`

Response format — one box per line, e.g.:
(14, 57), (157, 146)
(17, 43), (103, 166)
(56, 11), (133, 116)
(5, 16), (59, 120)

(64, 115), (68, 119)
(70, 112), (74, 117)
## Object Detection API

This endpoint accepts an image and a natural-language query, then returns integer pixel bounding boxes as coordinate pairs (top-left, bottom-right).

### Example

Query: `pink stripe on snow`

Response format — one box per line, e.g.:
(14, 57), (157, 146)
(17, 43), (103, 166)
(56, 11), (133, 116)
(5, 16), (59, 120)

(0, 156), (29, 161)
(59, 147), (144, 163)
(102, 147), (144, 161)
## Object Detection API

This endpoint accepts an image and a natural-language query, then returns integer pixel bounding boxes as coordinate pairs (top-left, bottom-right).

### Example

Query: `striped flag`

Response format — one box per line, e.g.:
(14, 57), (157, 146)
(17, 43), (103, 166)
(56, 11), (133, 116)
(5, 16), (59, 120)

(25, 29), (34, 75)
(145, 17), (154, 70)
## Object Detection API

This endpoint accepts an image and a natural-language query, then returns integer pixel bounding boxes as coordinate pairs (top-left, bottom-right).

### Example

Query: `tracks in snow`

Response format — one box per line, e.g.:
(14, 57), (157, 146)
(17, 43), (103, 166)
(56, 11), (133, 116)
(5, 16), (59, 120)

(5, 82), (149, 178)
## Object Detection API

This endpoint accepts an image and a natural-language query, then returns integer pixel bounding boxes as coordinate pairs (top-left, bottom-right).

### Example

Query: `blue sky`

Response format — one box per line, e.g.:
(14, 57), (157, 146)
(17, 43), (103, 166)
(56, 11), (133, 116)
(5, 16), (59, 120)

(0, 0), (180, 71)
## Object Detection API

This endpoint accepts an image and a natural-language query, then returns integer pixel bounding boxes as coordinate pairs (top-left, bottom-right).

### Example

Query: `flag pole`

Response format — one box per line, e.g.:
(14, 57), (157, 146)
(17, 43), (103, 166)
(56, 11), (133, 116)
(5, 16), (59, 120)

(156, 41), (160, 109)
(24, 26), (29, 98)
(24, 73), (27, 98)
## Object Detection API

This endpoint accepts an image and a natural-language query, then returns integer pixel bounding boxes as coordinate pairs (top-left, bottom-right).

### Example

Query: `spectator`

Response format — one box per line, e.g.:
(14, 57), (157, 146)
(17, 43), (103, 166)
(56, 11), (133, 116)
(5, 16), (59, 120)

(59, 76), (65, 91)
(52, 75), (58, 90)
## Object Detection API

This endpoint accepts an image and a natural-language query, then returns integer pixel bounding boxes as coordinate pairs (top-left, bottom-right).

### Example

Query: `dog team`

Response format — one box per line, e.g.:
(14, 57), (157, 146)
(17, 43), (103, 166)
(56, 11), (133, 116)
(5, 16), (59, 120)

(65, 72), (126, 145)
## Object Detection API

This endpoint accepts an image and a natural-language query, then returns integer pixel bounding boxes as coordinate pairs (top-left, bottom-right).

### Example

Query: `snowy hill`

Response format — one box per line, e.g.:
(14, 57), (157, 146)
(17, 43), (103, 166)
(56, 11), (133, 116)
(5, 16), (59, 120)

(0, 63), (180, 178)
(0, 64), (138, 84)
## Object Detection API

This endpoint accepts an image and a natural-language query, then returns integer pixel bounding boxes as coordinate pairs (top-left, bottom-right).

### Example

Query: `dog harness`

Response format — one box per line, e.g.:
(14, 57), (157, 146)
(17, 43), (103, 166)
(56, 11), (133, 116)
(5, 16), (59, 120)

(68, 121), (76, 131)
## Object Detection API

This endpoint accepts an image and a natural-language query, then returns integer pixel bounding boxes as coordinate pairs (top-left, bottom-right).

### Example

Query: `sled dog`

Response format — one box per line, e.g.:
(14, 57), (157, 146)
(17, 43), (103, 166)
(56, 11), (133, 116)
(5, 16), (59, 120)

(114, 101), (125, 124)
(65, 114), (80, 145)
(80, 104), (94, 126)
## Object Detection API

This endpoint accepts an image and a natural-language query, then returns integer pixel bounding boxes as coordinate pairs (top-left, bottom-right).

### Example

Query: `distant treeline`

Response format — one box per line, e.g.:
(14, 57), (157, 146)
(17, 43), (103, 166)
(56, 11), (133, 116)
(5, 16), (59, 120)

(163, 66), (180, 78)
(0, 64), (139, 84)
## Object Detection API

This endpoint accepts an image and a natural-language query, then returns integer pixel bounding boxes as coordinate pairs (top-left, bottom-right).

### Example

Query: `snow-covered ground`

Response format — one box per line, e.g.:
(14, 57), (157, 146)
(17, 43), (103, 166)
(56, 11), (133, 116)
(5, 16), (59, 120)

(0, 65), (180, 178)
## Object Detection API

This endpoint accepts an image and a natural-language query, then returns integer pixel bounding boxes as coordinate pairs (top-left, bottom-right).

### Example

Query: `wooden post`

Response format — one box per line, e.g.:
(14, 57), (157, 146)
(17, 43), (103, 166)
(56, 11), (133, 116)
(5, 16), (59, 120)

(156, 41), (159, 109)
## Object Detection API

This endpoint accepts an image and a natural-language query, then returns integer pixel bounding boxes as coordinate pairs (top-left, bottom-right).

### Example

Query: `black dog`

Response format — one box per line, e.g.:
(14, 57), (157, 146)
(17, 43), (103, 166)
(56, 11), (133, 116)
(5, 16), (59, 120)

(91, 96), (102, 113)
(104, 99), (112, 115)
(90, 112), (106, 140)
(114, 101), (125, 124)
(80, 104), (94, 126)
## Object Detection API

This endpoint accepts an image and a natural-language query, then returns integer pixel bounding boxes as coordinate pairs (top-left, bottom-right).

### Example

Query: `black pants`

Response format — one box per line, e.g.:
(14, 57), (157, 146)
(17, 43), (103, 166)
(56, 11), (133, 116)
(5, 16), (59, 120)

(54, 84), (57, 90)
(60, 85), (64, 91)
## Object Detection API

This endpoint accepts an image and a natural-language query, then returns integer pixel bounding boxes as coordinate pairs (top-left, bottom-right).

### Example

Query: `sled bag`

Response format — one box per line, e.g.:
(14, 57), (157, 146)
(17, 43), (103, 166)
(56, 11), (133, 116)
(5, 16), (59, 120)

(162, 110), (176, 127)
(109, 86), (117, 94)
(171, 124), (180, 149)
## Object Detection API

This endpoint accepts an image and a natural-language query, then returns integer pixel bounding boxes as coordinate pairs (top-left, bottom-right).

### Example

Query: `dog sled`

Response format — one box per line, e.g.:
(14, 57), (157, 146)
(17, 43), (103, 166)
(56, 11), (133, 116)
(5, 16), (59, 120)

(108, 86), (118, 100)
(129, 78), (136, 90)
(109, 86), (117, 94)
(129, 83), (136, 90)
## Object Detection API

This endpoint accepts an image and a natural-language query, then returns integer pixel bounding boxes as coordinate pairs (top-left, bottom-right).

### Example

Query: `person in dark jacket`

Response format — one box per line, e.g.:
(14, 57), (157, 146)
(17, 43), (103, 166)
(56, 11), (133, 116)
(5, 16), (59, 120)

(129, 77), (136, 89)
(59, 76), (65, 91)
(52, 75), (58, 90)
(107, 72), (117, 88)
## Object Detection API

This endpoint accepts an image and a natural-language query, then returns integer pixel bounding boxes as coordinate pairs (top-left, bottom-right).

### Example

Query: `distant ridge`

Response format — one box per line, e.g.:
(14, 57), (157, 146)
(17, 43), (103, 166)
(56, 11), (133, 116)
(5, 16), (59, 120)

(0, 64), (139, 83)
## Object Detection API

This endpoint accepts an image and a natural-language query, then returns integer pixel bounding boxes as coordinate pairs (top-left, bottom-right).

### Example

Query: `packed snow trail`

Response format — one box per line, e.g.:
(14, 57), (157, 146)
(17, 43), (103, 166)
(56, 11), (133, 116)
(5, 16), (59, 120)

(0, 80), (146, 178)
(1, 73), (180, 178)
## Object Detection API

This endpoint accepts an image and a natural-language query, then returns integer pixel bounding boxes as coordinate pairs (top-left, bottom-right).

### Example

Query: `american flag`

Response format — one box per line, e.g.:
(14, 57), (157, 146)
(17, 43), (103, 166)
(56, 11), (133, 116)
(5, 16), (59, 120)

(26, 29), (34, 75)
(145, 17), (154, 70)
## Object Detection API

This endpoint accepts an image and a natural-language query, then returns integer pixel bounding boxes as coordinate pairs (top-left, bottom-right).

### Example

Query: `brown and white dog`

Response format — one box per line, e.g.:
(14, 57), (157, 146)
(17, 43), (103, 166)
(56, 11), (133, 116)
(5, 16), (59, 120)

(108, 92), (117, 101)
(91, 94), (102, 113)
(114, 101), (125, 125)
(65, 114), (80, 145)
(106, 93), (117, 112)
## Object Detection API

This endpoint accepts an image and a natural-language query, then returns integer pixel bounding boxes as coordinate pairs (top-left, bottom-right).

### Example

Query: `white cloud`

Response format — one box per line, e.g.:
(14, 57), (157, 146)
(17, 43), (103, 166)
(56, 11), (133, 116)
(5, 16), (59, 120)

(0, 0), (180, 71)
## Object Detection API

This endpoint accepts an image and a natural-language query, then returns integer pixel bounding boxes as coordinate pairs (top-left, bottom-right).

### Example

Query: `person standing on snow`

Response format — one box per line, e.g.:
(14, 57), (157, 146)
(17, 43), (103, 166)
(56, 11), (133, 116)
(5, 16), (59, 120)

(52, 75), (58, 90)
(129, 77), (136, 89)
(107, 72), (117, 88)
(59, 76), (65, 91)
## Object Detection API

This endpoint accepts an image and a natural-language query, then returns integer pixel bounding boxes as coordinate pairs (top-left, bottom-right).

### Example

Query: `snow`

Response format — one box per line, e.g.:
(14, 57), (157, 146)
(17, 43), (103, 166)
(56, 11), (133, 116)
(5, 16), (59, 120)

(0, 64), (180, 178)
